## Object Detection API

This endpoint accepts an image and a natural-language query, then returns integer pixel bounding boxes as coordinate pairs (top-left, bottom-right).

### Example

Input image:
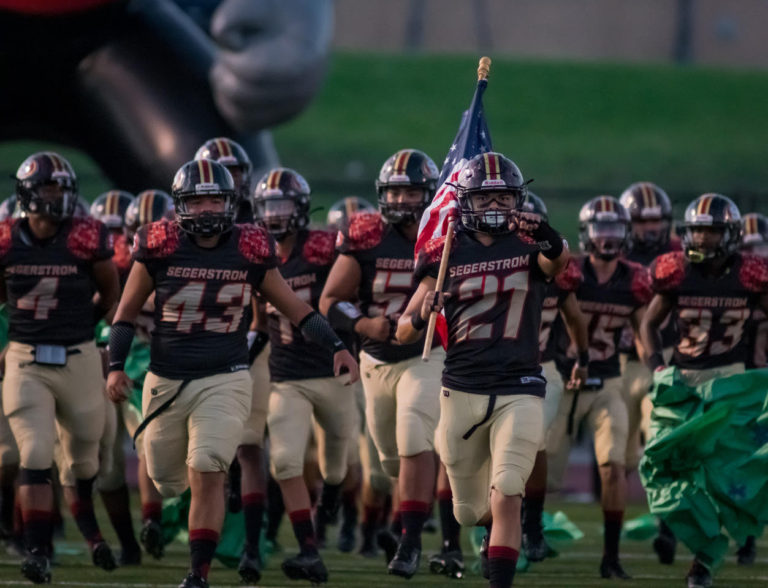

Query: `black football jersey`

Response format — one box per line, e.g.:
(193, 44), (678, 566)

(336, 212), (429, 362)
(555, 256), (652, 380)
(745, 308), (768, 369)
(133, 220), (277, 379)
(266, 229), (337, 382)
(0, 217), (113, 346)
(414, 228), (547, 396)
(539, 258), (582, 363)
(650, 251), (768, 370)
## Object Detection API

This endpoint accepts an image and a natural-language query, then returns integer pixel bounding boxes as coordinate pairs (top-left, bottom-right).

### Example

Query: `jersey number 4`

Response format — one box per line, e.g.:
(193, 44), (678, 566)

(162, 281), (252, 333)
(18, 277), (59, 320)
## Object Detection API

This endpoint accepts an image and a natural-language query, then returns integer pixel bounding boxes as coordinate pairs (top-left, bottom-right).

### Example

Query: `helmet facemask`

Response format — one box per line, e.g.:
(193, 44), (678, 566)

(254, 196), (305, 241)
(378, 186), (428, 225)
(682, 224), (735, 264)
(458, 189), (524, 235)
(630, 216), (671, 253)
(175, 192), (236, 238)
(19, 179), (77, 221)
(582, 221), (628, 261)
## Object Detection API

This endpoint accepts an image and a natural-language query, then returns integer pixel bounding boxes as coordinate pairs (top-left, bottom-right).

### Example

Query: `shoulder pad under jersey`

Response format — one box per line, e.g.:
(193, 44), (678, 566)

(626, 260), (653, 305)
(336, 212), (385, 252)
(650, 251), (685, 293)
(0, 219), (15, 259)
(112, 233), (132, 272)
(237, 224), (275, 264)
(67, 217), (106, 260)
(303, 230), (336, 266)
(739, 253), (768, 293)
(554, 257), (583, 291)
(135, 219), (180, 259)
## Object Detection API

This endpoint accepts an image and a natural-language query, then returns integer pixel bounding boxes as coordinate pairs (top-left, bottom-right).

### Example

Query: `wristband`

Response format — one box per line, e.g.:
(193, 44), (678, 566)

(327, 301), (364, 333)
(108, 321), (135, 373)
(299, 311), (347, 354)
(411, 313), (427, 331)
(531, 221), (565, 260)
(577, 350), (589, 367)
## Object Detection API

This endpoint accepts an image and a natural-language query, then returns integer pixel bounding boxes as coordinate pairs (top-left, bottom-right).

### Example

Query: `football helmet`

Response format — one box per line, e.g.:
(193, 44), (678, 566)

(619, 181), (673, 253)
(91, 190), (134, 230)
(252, 167), (311, 240)
(15, 151), (78, 220)
(681, 193), (741, 263)
(375, 149), (439, 224)
(521, 191), (548, 223)
(125, 190), (174, 235)
(579, 196), (631, 260)
(194, 137), (252, 201)
(326, 196), (376, 230)
(741, 213), (768, 257)
(456, 152), (526, 234)
(0, 194), (23, 221)
(171, 159), (237, 237)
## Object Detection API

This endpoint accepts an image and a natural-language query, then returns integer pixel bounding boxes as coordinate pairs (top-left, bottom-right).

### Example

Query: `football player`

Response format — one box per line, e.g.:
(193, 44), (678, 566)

(1, 152), (120, 583)
(547, 196), (651, 580)
(641, 194), (768, 588)
(106, 160), (357, 588)
(91, 190), (135, 286)
(320, 149), (451, 578)
(124, 190), (175, 242)
(253, 167), (359, 584)
(397, 152), (569, 588)
(743, 212), (768, 370)
(195, 137), (255, 223)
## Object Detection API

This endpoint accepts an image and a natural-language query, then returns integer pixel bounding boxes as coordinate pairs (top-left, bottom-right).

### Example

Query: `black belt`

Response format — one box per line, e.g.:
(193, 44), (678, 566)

(132, 379), (190, 447)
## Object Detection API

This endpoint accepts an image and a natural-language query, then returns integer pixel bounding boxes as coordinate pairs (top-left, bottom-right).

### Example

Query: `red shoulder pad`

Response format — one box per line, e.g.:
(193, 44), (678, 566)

(238, 224), (274, 264)
(136, 219), (180, 259)
(67, 217), (105, 260)
(627, 261), (653, 305)
(303, 230), (336, 266)
(739, 253), (768, 293)
(339, 212), (385, 252)
(651, 251), (685, 293)
(554, 257), (583, 292)
(112, 233), (132, 272)
(0, 219), (15, 259)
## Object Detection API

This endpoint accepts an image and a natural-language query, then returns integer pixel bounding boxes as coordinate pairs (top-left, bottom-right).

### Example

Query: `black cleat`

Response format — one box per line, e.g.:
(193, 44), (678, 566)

(281, 551), (328, 583)
(91, 541), (118, 571)
(522, 529), (556, 562)
(388, 541), (421, 579)
(428, 544), (464, 579)
(479, 534), (490, 580)
(653, 521), (677, 565)
(238, 546), (262, 584)
(737, 535), (756, 566)
(178, 572), (209, 588)
(377, 529), (398, 564)
(686, 559), (713, 588)
(599, 556), (631, 580)
(21, 549), (51, 584)
(140, 519), (165, 560)
(119, 545), (142, 566)
(338, 519), (356, 553)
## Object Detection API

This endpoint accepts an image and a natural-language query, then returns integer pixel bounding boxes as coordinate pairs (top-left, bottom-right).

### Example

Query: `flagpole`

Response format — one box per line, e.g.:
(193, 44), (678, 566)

(422, 57), (491, 362)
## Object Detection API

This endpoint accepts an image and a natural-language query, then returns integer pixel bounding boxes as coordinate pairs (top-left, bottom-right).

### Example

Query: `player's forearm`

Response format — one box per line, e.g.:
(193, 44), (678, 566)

(640, 318), (665, 369)
(395, 312), (424, 345)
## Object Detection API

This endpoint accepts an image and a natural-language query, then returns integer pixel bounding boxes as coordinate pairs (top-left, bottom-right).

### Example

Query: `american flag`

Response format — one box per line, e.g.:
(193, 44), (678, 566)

(414, 77), (493, 255)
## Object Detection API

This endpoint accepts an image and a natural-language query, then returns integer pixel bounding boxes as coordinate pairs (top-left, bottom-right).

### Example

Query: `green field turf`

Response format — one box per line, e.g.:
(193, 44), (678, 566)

(0, 53), (767, 244)
(0, 499), (765, 587)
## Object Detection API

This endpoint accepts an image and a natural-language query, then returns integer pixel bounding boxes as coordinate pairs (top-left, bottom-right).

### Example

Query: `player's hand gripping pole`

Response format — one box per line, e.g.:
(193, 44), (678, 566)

(422, 221), (454, 361)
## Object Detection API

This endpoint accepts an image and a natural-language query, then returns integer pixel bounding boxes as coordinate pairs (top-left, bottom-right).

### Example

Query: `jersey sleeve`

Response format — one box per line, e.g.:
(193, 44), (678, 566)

(739, 253), (768, 293)
(303, 230), (336, 266)
(0, 219), (15, 264)
(629, 262), (653, 306)
(237, 224), (279, 282)
(111, 233), (132, 273)
(650, 251), (685, 294)
(335, 212), (385, 254)
(67, 217), (113, 261)
(413, 235), (448, 283)
(554, 256), (583, 292)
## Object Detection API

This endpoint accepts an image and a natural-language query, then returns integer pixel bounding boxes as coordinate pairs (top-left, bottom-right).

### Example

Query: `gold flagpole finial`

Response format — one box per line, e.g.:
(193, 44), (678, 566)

(477, 56), (492, 81)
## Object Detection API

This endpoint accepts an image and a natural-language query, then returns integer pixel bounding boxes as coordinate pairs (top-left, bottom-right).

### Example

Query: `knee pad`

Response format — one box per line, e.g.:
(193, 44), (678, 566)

(18, 467), (52, 486)
(187, 449), (228, 475)
(493, 470), (526, 498)
(69, 458), (99, 481)
(153, 477), (189, 498)
(454, 502), (483, 527)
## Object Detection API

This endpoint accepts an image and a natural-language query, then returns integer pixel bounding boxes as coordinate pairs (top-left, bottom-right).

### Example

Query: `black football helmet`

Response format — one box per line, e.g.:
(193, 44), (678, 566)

(375, 149), (439, 224)
(0, 194), (23, 221)
(619, 181), (673, 253)
(681, 194), (741, 263)
(125, 190), (174, 236)
(741, 213), (768, 257)
(91, 190), (134, 230)
(521, 191), (548, 223)
(326, 196), (376, 230)
(171, 159), (237, 237)
(578, 196), (631, 260)
(252, 167), (311, 240)
(15, 151), (78, 220)
(194, 137), (252, 201)
(456, 152), (527, 234)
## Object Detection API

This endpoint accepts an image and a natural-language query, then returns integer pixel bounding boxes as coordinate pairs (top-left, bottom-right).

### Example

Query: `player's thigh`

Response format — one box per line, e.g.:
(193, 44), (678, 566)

(310, 376), (356, 484)
(267, 380), (314, 480)
(394, 350), (443, 457)
(489, 394), (543, 497)
(346, 381), (364, 467)
(55, 343), (106, 445)
(360, 352), (398, 474)
(541, 361), (565, 439)
(187, 370), (252, 474)
(0, 389), (19, 467)
(589, 378), (629, 466)
(241, 343), (270, 447)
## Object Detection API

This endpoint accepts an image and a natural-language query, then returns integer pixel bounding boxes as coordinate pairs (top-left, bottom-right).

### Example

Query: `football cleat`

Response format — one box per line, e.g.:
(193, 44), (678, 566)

(237, 546), (262, 584)
(281, 551), (328, 583)
(337, 515), (357, 553)
(737, 535), (756, 566)
(376, 529), (398, 564)
(21, 549), (52, 584)
(140, 519), (165, 560)
(118, 545), (142, 566)
(428, 545), (464, 579)
(178, 572), (209, 588)
(388, 541), (421, 579)
(599, 556), (631, 580)
(653, 521), (677, 565)
(91, 541), (118, 571)
(479, 533), (490, 579)
(686, 559), (713, 588)
(522, 528), (556, 562)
